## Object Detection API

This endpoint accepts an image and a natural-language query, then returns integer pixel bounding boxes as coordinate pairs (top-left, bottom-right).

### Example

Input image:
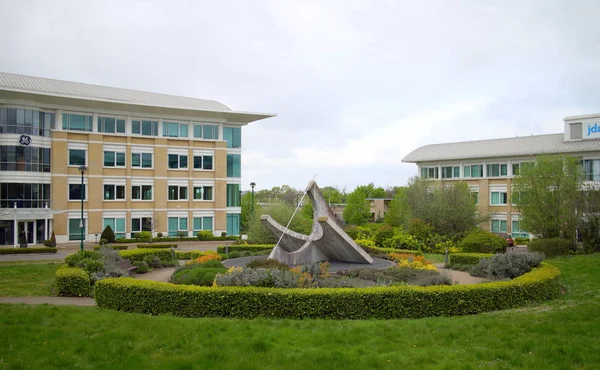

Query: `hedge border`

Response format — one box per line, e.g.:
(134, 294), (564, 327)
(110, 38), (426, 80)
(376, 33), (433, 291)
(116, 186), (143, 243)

(56, 267), (91, 297)
(361, 245), (424, 256)
(115, 236), (238, 244)
(137, 244), (177, 249)
(0, 247), (57, 254)
(448, 253), (494, 266)
(95, 262), (560, 319)
(119, 249), (175, 262)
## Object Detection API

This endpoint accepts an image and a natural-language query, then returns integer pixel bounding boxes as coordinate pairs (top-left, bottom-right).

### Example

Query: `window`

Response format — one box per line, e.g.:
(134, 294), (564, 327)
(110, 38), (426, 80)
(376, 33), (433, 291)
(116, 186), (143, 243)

(98, 117), (125, 134)
(62, 113), (92, 132)
(69, 184), (86, 200)
(168, 154), (188, 169)
(168, 186), (188, 200)
(463, 164), (483, 178)
(68, 218), (85, 241)
(68, 149), (86, 166)
(193, 217), (213, 231)
(0, 108), (54, 137)
(226, 214), (241, 236)
(132, 217), (152, 232)
(490, 191), (508, 205)
(0, 146), (51, 172)
(193, 155), (213, 170)
(441, 166), (460, 179)
(570, 122), (582, 140)
(103, 218), (126, 239)
(104, 185), (125, 200)
(131, 153), (153, 168)
(193, 123), (218, 139)
(163, 122), (189, 138)
(168, 217), (188, 237)
(103, 151), (125, 167)
(583, 159), (600, 181)
(471, 190), (479, 205)
(0, 183), (51, 208)
(131, 120), (158, 136)
(223, 127), (242, 148)
(512, 162), (532, 176)
(487, 164), (507, 177)
(420, 167), (438, 179)
(491, 219), (508, 233)
(131, 185), (152, 200)
(193, 186), (213, 200)
(512, 220), (529, 239)
(227, 184), (241, 207)
(227, 154), (241, 177)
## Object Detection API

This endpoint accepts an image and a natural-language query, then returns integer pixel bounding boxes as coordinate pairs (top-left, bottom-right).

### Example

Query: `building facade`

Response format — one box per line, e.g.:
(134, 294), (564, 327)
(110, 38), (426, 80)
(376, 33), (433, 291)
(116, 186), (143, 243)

(0, 72), (274, 245)
(403, 114), (600, 238)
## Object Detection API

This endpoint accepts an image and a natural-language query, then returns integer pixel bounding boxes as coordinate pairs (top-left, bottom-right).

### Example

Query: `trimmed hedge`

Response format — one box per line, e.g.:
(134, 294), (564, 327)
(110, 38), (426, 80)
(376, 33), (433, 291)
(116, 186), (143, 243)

(449, 253), (494, 266)
(115, 236), (238, 243)
(93, 245), (129, 250)
(528, 238), (574, 257)
(460, 230), (507, 253)
(119, 249), (175, 263)
(0, 247), (57, 254)
(95, 263), (560, 319)
(217, 245), (274, 253)
(361, 245), (424, 256)
(56, 267), (91, 297)
(176, 250), (203, 260)
(137, 244), (177, 249)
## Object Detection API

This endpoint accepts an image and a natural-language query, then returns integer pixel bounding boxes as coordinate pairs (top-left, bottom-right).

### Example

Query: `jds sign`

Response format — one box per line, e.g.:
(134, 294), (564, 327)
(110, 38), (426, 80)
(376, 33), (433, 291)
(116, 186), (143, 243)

(586, 122), (600, 139)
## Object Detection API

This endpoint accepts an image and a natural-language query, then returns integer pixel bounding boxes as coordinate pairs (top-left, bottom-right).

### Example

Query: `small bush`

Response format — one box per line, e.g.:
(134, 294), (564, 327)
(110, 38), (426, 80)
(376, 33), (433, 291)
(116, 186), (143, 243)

(470, 252), (545, 280)
(373, 225), (395, 247)
(171, 267), (227, 286)
(514, 237), (530, 246)
(382, 233), (423, 251)
(448, 253), (494, 266)
(528, 238), (574, 257)
(144, 256), (163, 268)
(361, 245), (423, 257)
(100, 225), (116, 244)
(459, 230), (506, 253)
(138, 231), (152, 241)
(187, 252), (221, 265)
(228, 251), (242, 259)
(56, 267), (91, 297)
(198, 259), (225, 268)
(176, 251), (203, 260)
(137, 244), (177, 249)
(157, 232), (163, 238)
(50, 231), (57, 247)
(197, 230), (214, 240)
(162, 260), (180, 267)
(43, 239), (53, 247)
(216, 245), (274, 253)
(221, 231), (227, 237)
(240, 251), (252, 257)
(134, 261), (149, 274)
(119, 249), (174, 263)
(65, 250), (103, 268)
(76, 258), (104, 275)
(0, 248), (57, 254)
(177, 231), (187, 239)
(247, 258), (290, 270)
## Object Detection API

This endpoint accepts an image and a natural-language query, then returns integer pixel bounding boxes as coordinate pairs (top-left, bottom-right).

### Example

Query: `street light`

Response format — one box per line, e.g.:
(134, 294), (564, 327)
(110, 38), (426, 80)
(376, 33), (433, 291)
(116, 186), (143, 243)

(78, 165), (87, 251)
(250, 182), (256, 213)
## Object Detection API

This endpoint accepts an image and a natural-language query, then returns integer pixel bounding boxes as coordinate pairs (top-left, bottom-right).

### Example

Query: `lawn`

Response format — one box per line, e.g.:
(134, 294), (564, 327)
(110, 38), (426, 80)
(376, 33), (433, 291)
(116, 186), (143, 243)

(0, 263), (60, 296)
(0, 255), (599, 369)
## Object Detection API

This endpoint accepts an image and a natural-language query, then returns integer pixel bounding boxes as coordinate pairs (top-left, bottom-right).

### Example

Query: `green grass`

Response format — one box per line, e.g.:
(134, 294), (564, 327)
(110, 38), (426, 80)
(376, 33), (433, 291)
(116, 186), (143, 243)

(0, 260), (61, 266)
(0, 255), (599, 369)
(423, 253), (445, 263)
(0, 263), (59, 296)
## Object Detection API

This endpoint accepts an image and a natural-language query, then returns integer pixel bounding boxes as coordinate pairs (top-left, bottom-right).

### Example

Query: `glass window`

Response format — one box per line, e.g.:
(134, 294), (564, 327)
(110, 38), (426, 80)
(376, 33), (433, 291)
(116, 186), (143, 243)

(68, 218), (85, 241)
(193, 155), (213, 170)
(227, 184), (241, 207)
(163, 122), (188, 138)
(69, 184), (86, 200)
(0, 108), (54, 137)
(0, 183), (51, 208)
(193, 124), (203, 138)
(132, 185), (152, 200)
(512, 220), (529, 239)
(104, 218), (126, 239)
(168, 186), (188, 200)
(193, 186), (213, 200)
(0, 146), (51, 173)
(104, 185), (125, 200)
(132, 120), (158, 136)
(583, 159), (600, 181)
(442, 166), (459, 179)
(227, 154), (241, 177)
(453, 167), (460, 178)
(487, 164), (507, 177)
(490, 191), (507, 205)
(168, 217), (188, 236)
(193, 216), (213, 231)
(463, 166), (471, 178)
(63, 113), (92, 132)
(103, 151), (125, 167)
(223, 127), (241, 148)
(132, 153), (152, 168)
(420, 167), (438, 179)
(132, 153), (140, 167)
(193, 217), (202, 231)
(491, 219), (508, 233)
(69, 149), (86, 166)
(132, 217), (152, 232)
(226, 214), (240, 236)
(168, 154), (188, 169)
(203, 124), (218, 140)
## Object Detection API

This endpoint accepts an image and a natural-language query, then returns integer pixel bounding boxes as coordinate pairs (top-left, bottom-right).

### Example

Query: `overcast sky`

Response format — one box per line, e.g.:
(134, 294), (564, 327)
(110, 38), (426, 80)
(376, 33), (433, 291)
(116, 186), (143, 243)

(1, 0), (599, 192)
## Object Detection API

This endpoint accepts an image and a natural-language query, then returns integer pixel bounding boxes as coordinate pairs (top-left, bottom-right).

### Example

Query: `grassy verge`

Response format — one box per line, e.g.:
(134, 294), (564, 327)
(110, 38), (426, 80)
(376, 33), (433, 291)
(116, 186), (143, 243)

(423, 253), (445, 263)
(0, 263), (59, 296)
(0, 255), (599, 369)
(0, 260), (62, 266)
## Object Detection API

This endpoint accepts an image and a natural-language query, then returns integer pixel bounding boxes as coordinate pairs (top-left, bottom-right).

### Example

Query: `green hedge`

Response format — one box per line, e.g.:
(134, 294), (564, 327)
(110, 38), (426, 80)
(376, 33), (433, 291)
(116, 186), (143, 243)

(176, 251), (204, 260)
(95, 262), (560, 319)
(0, 247), (57, 254)
(137, 244), (177, 249)
(449, 253), (494, 266)
(216, 245), (274, 253)
(361, 245), (424, 256)
(56, 267), (91, 297)
(528, 238), (574, 257)
(93, 245), (129, 250)
(119, 249), (175, 263)
(115, 236), (238, 243)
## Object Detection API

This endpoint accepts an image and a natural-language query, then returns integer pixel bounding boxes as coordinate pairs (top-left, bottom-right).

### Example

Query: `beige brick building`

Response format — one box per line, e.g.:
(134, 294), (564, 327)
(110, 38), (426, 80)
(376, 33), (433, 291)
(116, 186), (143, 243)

(0, 72), (273, 245)
(402, 114), (600, 238)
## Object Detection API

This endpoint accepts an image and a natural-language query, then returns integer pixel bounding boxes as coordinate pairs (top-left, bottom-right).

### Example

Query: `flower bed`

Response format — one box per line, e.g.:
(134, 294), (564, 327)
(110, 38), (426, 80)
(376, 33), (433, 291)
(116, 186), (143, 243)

(137, 244), (177, 249)
(449, 253), (494, 266)
(0, 248), (57, 254)
(95, 262), (560, 319)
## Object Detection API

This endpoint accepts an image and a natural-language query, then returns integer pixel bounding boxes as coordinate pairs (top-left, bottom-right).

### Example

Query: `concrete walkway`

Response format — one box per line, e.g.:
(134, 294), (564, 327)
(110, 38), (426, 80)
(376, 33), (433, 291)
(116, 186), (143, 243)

(0, 296), (96, 306)
(132, 267), (177, 282)
(435, 263), (488, 285)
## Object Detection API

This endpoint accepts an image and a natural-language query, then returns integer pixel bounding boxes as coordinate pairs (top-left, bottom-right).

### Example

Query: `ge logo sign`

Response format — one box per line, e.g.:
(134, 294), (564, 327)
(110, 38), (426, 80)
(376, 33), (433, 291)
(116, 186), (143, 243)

(19, 135), (31, 146)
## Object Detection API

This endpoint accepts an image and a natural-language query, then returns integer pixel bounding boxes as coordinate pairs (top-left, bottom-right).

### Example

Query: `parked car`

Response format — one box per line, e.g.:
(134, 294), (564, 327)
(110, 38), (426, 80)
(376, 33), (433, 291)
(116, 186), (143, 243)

(497, 233), (514, 247)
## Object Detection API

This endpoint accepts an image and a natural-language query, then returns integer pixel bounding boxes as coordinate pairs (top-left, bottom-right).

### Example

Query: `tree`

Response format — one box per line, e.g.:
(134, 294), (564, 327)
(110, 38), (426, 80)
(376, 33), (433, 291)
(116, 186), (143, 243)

(321, 186), (344, 204)
(513, 155), (583, 239)
(385, 187), (410, 227)
(100, 225), (116, 244)
(355, 183), (387, 198)
(343, 189), (370, 225)
(240, 192), (255, 233)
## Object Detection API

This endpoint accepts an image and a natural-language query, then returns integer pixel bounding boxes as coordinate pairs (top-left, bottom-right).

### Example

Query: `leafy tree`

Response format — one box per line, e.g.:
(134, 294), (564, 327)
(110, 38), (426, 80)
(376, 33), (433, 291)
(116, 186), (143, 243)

(513, 155), (583, 239)
(240, 192), (255, 233)
(355, 183), (387, 198)
(343, 190), (370, 225)
(385, 187), (410, 227)
(321, 186), (345, 204)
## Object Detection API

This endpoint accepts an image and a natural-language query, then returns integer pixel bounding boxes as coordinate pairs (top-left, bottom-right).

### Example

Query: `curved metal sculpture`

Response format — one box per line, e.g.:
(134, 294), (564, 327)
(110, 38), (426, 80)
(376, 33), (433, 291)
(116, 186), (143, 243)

(261, 180), (373, 266)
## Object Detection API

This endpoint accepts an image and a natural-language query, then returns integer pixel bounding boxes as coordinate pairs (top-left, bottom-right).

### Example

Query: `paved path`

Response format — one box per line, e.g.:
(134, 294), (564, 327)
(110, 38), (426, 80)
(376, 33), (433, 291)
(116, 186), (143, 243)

(132, 267), (177, 282)
(434, 263), (488, 285)
(0, 296), (96, 306)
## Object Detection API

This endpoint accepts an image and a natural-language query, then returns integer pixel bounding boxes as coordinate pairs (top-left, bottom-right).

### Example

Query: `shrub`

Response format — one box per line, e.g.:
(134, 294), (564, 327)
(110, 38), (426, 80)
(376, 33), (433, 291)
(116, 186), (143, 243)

(137, 243), (177, 249)
(43, 239), (53, 247)
(162, 260), (179, 267)
(459, 230), (506, 253)
(221, 231), (227, 237)
(157, 232), (163, 238)
(247, 258), (290, 270)
(171, 266), (226, 286)
(361, 245), (423, 257)
(93, 245), (128, 251)
(100, 225), (116, 244)
(76, 258), (104, 275)
(198, 259), (225, 268)
(99, 238), (108, 246)
(448, 253), (493, 266)
(119, 249), (174, 263)
(138, 231), (152, 242)
(176, 251), (203, 260)
(56, 267), (90, 297)
(50, 231), (56, 247)
(514, 237), (530, 246)
(0, 248), (57, 254)
(382, 233), (423, 251)
(188, 252), (221, 265)
(98, 246), (128, 277)
(355, 239), (375, 248)
(373, 225), (395, 247)
(96, 263), (560, 319)
(178, 231), (187, 239)
(144, 255), (163, 269)
(407, 218), (434, 240)
(197, 230), (214, 240)
(216, 245), (274, 253)
(134, 261), (149, 274)
(215, 267), (300, 288)
(389, 253), (436, 270)
(228, 251), (242, 259)
(470, 252), (545, 280)
(65, 250), (103, 268)
(528, 238), (574, 257)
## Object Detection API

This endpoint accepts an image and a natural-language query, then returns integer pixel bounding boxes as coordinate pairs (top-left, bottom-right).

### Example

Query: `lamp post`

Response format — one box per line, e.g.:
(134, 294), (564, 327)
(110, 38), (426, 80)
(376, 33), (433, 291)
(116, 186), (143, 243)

(250, 182), (256, 213)
(78, 165), (87, 251)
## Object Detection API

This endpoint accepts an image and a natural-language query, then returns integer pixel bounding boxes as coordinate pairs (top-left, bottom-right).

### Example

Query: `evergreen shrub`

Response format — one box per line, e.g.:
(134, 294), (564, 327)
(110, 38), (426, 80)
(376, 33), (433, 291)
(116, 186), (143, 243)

(528, 238), (574, 257)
